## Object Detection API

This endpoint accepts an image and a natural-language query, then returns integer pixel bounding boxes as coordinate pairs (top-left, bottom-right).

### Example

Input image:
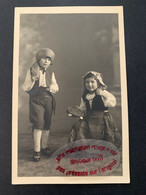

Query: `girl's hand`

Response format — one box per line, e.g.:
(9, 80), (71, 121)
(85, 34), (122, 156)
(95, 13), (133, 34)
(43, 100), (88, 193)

(96, 88), (105, 96)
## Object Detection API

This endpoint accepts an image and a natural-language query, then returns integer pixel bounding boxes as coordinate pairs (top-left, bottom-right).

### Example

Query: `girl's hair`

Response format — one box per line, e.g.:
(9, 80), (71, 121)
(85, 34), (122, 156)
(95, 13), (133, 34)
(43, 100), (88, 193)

(83, 72), (100, 86)
(82, 72), (107, 97)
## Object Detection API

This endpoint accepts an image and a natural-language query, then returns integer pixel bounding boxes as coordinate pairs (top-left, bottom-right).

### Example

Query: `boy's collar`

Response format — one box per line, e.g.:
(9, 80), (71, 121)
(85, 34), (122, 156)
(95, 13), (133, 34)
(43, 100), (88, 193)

(38, 64), (47, 73)
(39, 67), (46, 74)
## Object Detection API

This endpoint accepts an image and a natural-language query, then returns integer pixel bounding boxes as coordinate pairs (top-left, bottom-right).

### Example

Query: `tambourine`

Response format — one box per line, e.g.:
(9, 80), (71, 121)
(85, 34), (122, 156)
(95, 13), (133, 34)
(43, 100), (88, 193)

(67, 106), (85, 118)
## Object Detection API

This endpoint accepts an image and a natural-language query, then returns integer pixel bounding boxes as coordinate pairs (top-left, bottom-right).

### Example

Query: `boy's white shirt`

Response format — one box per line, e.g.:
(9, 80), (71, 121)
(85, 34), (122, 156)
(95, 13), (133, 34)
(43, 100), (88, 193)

(23, 69), (59, 93)
(77, 90), (116, 111)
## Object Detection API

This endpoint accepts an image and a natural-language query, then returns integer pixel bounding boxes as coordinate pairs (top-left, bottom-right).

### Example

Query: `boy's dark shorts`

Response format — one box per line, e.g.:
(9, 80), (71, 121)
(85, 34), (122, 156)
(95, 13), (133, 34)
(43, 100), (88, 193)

(29, 93), (53, 130)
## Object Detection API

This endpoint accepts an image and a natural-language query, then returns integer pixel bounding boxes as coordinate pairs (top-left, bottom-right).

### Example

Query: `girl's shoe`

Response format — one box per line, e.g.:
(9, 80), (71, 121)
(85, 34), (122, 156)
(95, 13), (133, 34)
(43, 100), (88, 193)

(42, 147), (50, 156)
(33, 151), (40, 162)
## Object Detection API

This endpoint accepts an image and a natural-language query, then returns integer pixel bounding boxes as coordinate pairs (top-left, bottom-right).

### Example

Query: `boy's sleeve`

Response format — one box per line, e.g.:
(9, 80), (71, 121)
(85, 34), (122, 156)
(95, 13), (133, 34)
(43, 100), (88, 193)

(49, 72), (59, 93)
(101, 90), (116, 107)
(23, 69), (35, 92)
(76, 97), (86, 112)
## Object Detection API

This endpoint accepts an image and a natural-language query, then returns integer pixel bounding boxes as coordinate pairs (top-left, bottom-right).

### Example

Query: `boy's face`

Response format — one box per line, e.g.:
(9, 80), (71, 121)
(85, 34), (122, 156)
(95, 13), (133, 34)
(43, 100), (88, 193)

(85, 77), (98, 92)
(39, 57), (52, 69)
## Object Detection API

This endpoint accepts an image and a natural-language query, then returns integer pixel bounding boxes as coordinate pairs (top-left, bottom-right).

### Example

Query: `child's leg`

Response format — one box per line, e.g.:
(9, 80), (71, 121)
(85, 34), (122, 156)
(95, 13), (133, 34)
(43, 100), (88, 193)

(41, 130), (51, 155)
(44, 96), (53, 130)
(41, 130), (50, 149)
(33, 129), (42, 162)
(29, 97), (45, 161)
(33, 129), (42, 152)
(41, 96), (52, 155)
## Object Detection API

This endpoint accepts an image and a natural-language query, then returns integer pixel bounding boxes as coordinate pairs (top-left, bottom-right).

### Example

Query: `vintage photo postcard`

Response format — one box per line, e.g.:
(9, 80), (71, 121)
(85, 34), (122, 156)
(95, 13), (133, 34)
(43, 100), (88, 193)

(12, 6), (130, 184)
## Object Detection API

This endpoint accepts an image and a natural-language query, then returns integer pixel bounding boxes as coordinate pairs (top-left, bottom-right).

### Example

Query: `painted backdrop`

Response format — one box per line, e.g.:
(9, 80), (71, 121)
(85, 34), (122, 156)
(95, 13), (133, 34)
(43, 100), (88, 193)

(18, 14), (121, 134)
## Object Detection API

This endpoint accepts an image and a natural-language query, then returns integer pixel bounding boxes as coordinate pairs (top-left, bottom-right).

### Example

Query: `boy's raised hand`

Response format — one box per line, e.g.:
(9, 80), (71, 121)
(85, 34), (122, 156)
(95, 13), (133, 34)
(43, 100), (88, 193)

(31, 75), (38, 82)
(31, 71), (39, 82)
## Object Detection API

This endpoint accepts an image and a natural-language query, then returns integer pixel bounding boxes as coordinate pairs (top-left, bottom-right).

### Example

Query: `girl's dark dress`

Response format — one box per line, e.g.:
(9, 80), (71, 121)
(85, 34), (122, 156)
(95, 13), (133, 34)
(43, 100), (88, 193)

(68, 91), (121, 148)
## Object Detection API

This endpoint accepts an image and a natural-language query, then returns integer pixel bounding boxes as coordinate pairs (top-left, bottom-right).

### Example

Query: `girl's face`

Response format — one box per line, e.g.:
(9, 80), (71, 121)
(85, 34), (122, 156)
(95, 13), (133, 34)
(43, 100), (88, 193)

(39, 57), (52, 69)
(85, 77), (98, 92)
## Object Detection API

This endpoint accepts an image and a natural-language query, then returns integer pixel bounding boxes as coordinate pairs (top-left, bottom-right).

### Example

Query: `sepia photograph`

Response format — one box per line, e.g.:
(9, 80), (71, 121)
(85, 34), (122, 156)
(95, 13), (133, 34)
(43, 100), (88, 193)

(12, 6), (129, 184)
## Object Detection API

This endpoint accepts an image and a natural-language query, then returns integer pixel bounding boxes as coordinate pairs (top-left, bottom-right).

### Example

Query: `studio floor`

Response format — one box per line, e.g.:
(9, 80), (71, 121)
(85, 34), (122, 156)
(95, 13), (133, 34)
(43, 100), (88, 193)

(18, 129), (122, 177)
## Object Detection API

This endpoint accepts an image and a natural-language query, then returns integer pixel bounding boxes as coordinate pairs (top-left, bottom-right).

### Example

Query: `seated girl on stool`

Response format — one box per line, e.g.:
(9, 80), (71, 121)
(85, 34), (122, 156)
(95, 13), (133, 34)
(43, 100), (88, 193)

(68, 71), (121, 148)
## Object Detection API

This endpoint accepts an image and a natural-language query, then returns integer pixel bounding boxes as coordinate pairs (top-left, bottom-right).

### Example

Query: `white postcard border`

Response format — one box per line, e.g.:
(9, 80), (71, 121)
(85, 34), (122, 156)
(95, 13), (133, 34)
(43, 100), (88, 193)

(12, 6), (130, 184)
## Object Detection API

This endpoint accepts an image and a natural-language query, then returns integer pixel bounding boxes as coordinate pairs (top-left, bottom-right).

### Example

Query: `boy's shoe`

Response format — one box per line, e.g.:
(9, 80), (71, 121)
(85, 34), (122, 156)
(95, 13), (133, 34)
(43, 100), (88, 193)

(42, 147), (50, 156)
(33, 151), (40, 162)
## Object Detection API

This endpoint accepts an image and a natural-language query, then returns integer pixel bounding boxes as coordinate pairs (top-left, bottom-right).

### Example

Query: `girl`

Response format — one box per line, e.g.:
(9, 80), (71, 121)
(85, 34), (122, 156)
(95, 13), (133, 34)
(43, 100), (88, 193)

(68, 71), (121, 147)
(23, 48), (59, 162)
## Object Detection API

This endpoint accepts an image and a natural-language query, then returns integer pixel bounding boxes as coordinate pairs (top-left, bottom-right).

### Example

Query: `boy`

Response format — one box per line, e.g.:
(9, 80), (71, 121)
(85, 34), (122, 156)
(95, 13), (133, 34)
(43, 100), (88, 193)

(23, 48), (59, 162)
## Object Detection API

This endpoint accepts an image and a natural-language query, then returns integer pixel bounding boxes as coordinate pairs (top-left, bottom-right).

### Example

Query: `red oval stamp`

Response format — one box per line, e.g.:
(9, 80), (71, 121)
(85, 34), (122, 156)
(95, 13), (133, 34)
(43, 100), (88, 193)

(48, 139), (120, 176)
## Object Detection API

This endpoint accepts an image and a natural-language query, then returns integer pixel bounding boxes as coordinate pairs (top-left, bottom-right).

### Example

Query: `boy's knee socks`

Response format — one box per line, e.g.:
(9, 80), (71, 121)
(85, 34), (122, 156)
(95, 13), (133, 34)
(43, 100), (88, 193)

(33, 129), (42, 152)
(42, 130), (50, 149)
(33, 129), (50, 152)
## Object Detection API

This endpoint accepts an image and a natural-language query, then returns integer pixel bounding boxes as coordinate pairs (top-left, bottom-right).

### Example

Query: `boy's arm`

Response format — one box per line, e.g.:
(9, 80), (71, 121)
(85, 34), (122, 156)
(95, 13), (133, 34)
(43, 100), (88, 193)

(49, 72), (59, 93)
(23, 69), (35, 92)
(100, 90), (116, 107)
